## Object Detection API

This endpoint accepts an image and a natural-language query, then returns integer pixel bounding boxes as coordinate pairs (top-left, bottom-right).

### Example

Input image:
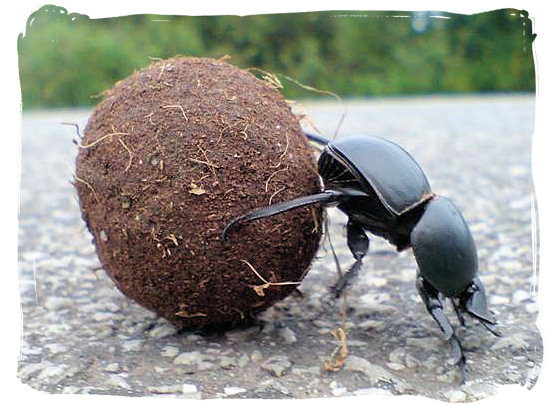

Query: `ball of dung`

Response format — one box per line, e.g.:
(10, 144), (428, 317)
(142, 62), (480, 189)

(75, 57), (322, 329)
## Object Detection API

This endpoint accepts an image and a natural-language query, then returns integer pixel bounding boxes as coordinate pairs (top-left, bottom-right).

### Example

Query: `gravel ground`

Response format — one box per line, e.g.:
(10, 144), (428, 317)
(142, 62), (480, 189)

(18, 95), (541, 401)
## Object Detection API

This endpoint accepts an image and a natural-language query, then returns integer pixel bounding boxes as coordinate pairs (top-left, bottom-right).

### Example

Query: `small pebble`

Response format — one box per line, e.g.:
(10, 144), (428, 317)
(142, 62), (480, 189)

(37, 364), (68, 381)
(261, 356), (292, 377)
(182, 383), (198, 394)
(492, 335), (528, 351)
(271, 381), (291, 395)
(147, 384), (183, 394)
(45, 343), (67, 355)
(387, 362), (406, 371)
(405, 354), (419, 368)
(444, 389), (466, 402)
(525, 301), (538, 313)
(360, 292), (390, 306)
(354, 388), (392, 396)
(345, 355), (395, 385)
(219, 356), (234, 368)
(197, 361), (215, 371)
(148, 323), (177, 338)
(174, 351), (203, 365)
(394, 380), (415, 394)
(122, 339), (144, 352)
(463, 382), (498, 398)
(366, 276), (388, 287)
(250, 350), (263, 362)
(512, 289), (531, 303)
(224, 386), (247, 396)
(107, 375), (130, 389)
(185, 333), (203, 342)
(279, 327), (297, 344)
(331, 386), (348, 396)
(161, 346), (179, 358)
(104, 363), (120, 372)
(490, 295), (510, 305)
(388, 347), (405, 363)
(62, 386), (81, 394)
(43, 297), (72, 311)
(406, 337), (442, 350)
(357, 320), (384, 329)
(238, 353), (250, 368)
(93, 312), (113, 322)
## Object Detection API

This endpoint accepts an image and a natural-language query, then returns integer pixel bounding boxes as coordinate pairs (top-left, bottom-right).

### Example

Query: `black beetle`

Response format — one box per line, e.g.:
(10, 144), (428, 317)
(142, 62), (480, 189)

(223, 133), (499, 380)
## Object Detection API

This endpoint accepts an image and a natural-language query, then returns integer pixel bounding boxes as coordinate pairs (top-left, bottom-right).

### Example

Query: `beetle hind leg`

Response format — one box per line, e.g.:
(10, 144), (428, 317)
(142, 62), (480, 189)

(416, 275), (467, 383)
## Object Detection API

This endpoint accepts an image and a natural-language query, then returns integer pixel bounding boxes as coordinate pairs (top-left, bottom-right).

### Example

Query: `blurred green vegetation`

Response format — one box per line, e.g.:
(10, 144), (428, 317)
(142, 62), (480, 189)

(18, 6), (536, 109)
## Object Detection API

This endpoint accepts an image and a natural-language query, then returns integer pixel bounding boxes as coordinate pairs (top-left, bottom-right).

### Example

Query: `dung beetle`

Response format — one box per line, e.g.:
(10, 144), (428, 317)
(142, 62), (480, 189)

(223, 133), (499, 381)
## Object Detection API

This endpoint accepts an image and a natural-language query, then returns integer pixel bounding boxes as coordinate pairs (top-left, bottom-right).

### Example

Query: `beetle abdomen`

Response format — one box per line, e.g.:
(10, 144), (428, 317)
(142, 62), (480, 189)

(410, 196), (478, 297)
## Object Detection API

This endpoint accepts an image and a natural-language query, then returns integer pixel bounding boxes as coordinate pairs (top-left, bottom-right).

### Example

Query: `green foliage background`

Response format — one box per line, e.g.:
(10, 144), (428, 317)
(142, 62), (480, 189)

(18, 5), (536, 109)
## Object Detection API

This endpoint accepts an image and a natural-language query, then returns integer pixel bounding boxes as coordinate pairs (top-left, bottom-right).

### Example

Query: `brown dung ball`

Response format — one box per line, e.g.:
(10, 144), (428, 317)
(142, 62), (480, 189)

(75, 56), (322, 330)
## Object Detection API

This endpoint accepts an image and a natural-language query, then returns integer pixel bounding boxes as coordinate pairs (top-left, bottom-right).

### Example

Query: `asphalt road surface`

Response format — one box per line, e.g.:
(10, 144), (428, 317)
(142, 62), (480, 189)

(18, 95), (541, 401)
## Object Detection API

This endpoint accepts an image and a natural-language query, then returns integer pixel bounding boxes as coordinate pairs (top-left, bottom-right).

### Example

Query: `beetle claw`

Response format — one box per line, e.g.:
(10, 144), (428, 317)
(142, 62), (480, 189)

(478, 318), (502, 337)
(449, 335), (467, 381)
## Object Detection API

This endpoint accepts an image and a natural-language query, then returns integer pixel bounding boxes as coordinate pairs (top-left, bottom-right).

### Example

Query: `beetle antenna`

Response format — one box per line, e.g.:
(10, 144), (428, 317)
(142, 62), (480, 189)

(332, 106), (347, 142)
(62, 121), (83, 139)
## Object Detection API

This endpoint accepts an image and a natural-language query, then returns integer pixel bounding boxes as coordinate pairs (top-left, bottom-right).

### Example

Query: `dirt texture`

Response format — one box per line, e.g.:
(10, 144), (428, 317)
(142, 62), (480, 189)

(75, 56), (322, 330)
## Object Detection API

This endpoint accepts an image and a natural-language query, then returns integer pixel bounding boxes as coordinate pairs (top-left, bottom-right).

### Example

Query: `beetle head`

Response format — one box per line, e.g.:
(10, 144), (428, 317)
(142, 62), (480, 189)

(457, 276), (496, 324)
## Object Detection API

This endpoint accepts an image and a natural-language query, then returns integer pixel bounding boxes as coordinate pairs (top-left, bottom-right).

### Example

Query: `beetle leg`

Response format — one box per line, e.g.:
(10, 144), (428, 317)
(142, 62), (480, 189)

(450, 297), (466, 327)
(311, 260), (364, 321)
(330, 220), (369, 299)
(304, 132), (330, 147)
(331, 257), (364, 300)
(222, 190), (345, 239)
(416, 274), (467, 383)
(346, 220), (370, 261)
(310, 220), (369, 321)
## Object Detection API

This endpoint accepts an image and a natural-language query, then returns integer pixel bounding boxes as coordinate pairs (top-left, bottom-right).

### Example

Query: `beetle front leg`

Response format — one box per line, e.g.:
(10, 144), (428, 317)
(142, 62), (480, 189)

(416, 274), (467, 383)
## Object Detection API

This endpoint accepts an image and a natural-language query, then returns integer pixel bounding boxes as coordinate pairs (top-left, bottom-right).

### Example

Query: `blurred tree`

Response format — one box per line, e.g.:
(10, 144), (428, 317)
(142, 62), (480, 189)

(18, 7), (535, 108)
